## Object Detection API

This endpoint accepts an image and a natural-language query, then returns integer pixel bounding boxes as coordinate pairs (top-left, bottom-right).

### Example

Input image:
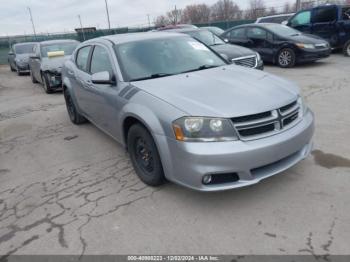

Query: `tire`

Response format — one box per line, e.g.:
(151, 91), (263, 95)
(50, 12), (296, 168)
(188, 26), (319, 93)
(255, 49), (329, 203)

(127, 124), (165, 187)
(42, 73), (53, 94)
(63, 88), (87, 125)
(9, 63), (16, 72)
(16, 65), (22, 76)
(30, 68), (38, 83)
(343, 40), (350, 57)
(277, 48), (296, 68)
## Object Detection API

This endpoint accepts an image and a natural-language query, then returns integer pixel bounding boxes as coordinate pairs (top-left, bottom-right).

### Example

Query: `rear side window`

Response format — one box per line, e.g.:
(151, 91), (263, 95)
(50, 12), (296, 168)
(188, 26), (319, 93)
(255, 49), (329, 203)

(228, 28), (246, 39)
(291, 11), (311, 26)
(76, 46), (91, 72)
(314, 7), (338, 23)
(90, 46), (113, 75)
(342, 7), (350, 20)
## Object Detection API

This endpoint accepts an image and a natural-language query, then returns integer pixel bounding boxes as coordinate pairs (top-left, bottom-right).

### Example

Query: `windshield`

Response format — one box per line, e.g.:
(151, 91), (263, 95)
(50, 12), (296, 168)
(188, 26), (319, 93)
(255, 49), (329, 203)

(41, 42), (78, 57)
(14, 44), (35, 54)
(188, 30), (225, 46)
(264, 24), (301, 36)
(114, 36), (226, 82)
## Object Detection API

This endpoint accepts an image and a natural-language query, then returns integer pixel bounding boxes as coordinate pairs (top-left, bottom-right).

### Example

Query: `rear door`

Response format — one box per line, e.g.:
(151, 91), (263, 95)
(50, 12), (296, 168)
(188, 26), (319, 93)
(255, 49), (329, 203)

(246, 27), (275, 62)
(311, 6), (339, 46)
(223, 27), (251, 47)
(288, 10), (312, 33)
(72, 45), (93, 116)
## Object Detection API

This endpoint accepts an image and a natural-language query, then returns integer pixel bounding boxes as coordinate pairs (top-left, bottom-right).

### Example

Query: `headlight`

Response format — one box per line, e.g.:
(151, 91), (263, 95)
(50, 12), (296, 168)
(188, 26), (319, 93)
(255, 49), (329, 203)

(298, 96), (308, 116)
(172, 117), (238, 142)
(296, 43), (315, 49)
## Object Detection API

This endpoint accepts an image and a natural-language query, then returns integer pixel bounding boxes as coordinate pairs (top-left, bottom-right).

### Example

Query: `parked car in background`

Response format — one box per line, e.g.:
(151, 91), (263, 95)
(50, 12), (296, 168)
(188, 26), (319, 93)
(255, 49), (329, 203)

(165, 28), (264, 70)
(8, 42), (36, 75)
(287, 4), (350, 56)
(157, 24), (198, 31)
(200, 26), (225, 36)
(62, 32), (314, 191)
(256, 13), (295, 24)
(29, 39), (79, 93)
(222, 23), (331, 68)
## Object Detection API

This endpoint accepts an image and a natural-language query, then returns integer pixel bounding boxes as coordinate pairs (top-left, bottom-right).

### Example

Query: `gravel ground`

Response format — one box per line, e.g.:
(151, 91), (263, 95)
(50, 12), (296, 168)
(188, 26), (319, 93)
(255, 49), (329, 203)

(0, 55), (349, 257)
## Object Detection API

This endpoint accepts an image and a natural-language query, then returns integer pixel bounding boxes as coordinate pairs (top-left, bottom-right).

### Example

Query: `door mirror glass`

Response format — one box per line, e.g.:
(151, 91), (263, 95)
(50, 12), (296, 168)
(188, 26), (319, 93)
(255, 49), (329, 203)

(8, 51), (14, 55)
(223, 38), (229, 43)
(91, 71), (114, 85)
(281, 20), (288, 25)
(30, 55), (40, 60)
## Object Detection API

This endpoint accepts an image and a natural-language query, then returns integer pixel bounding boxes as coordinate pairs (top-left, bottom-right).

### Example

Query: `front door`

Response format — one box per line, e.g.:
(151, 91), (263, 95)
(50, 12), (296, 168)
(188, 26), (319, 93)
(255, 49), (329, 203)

(246, 27), (274, 62)
(312, 6), (339, 46)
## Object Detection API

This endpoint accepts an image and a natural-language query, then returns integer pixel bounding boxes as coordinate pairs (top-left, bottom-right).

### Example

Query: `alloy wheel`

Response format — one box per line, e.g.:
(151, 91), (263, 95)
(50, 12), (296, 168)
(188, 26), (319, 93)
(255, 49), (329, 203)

(279, 51), (292, 67)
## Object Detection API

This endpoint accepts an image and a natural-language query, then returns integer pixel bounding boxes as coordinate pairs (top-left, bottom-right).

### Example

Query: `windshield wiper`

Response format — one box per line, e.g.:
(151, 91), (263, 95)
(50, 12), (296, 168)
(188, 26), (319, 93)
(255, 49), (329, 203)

(181, 65), (219, 74)
(130, 73), (174, 82)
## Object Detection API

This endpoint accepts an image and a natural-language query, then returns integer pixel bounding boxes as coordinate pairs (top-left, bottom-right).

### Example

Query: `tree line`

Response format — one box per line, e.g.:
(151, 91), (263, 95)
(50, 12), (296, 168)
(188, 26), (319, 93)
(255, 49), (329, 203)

(154, 0), (350, 27)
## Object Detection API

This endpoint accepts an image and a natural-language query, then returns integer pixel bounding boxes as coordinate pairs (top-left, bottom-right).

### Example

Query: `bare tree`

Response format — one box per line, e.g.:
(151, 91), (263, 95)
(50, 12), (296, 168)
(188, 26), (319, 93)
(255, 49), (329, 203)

(154, 15), (170, 27)
(245, 0), (266, 19)
(182, 4), (211, 24)
(166, 8), (182, 25)
(267, 7), (277, 16)
(211, 0), (242, 22)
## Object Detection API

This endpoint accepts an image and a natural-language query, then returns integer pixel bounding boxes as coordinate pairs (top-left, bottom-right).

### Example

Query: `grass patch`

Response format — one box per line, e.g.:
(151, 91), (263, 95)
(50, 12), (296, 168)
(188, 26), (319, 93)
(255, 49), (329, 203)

(0, 48), (9, 65)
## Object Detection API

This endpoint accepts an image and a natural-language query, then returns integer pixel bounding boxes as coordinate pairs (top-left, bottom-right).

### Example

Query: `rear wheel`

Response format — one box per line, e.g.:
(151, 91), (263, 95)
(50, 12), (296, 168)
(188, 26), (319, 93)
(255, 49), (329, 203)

(343, 40), (350, 57)
(63, 88), (87, 125)
(42, 73), (53, 94)
(277, 48), (296, 68)
(127, 124), (165, 187)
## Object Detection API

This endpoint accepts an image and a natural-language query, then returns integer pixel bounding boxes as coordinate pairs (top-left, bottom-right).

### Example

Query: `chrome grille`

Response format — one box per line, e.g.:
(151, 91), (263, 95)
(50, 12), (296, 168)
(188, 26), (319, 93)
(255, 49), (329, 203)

(232, 55), (257, 68)
(231, 100), (301, 141)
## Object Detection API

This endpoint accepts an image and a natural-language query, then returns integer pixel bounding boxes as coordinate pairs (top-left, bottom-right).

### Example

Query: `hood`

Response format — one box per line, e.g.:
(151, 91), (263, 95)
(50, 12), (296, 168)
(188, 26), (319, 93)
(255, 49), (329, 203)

(41, 55), (71, 73)
(212, 44), (256, 60)
(285, 33), (328, 45)
(132, 65), (299, 118)
(15, 53), (32, 63)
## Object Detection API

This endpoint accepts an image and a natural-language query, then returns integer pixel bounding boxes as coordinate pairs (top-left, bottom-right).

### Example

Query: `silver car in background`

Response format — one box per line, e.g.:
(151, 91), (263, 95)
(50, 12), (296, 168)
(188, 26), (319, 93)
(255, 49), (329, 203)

(8, 42), (36, 75)
(62, 32), (314, 192)
(29, 39), (79, 93)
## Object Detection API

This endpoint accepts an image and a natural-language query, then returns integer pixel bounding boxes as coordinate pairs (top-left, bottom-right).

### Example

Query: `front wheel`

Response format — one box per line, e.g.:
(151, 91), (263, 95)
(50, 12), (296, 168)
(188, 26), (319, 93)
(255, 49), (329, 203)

(9, 63), (16, 72)
(42, 73), (53, 94)
(127, 124), (165, 187)
(63, 88), (87, 125)
(30, 68), (38, 83)
(343, 40), (350, 57)
(277, 48), (296, 68)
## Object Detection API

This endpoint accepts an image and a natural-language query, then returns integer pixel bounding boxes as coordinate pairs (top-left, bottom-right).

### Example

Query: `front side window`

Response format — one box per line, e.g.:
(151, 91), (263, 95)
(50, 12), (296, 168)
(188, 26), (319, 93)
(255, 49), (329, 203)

(76, 46), (91, 72)
(228, 28), (246, 39)
(114, 36), (225, 82)
(90, 46), (113, 75)
(291, 11), (311, 26)
(41, 42), (78, 58)
(247, 27), (267, 40)
(314, 7), (337, 23)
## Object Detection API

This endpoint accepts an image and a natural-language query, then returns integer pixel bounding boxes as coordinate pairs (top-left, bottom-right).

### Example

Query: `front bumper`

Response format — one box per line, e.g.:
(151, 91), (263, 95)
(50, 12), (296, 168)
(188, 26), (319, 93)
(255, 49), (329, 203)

(297, 48), (331, 63)
(156, 109), (314, 192)
(16, 63), (30, 72)
(47, 73), (63, 89)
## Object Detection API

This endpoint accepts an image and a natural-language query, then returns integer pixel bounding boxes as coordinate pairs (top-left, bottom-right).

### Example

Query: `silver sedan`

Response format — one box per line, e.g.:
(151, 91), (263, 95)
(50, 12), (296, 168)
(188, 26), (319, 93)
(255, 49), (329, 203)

(62, 32), (314, 191)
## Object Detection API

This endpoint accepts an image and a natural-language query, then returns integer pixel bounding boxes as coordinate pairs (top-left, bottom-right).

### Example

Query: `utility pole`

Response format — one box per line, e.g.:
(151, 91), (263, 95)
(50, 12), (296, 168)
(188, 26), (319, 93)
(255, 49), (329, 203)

(296, 0), (301, 11)
(174, 5), (178, 25)
(27, 7), (37, 40)
(78, 15), (86, 41)
(147, 14), (151, 29)
(104, 0), (111, 30)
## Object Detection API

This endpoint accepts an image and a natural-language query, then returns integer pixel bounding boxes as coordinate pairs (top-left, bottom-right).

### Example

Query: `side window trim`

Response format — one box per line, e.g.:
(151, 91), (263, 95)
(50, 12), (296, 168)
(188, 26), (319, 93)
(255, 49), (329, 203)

(89, 44), (116, 77)
(75, 45), (93, 74)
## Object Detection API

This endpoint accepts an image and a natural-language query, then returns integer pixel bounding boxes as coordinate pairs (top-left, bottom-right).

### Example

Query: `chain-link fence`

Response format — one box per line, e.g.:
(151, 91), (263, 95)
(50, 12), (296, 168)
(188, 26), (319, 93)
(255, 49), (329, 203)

(0, 19), (254, 65)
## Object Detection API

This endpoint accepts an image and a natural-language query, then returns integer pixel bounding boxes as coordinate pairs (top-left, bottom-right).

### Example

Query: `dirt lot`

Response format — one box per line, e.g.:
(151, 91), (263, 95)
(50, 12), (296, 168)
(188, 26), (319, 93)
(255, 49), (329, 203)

(0, 55), (349, 257)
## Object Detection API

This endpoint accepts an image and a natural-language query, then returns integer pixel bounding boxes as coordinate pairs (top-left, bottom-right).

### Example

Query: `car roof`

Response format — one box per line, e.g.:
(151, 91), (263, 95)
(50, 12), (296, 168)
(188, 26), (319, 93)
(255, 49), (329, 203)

(161, 28), (204, 34)
(13, 42), (37, 47)
(257, 13), (294, 19)
(39, 39), (79, 45)
(101, 32), (189, 45)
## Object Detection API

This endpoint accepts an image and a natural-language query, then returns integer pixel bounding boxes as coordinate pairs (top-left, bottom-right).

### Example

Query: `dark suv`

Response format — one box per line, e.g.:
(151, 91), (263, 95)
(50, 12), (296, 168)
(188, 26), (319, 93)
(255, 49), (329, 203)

(287, 4), (350, 56)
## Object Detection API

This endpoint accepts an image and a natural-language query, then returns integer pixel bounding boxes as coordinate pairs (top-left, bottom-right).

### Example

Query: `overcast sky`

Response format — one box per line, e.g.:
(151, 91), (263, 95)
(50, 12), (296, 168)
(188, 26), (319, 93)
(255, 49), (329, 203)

(0, 0), (291, 36)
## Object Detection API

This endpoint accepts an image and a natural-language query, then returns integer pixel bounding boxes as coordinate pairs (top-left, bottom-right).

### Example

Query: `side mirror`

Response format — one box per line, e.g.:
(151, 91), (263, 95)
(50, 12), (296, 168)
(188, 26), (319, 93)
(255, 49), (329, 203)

(224, 38), (229, 43)
(281, 21), (288, 25)
(8, 51), (14, 56)
(30, 55), (40, 60)
(91, 71), (115, 85)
